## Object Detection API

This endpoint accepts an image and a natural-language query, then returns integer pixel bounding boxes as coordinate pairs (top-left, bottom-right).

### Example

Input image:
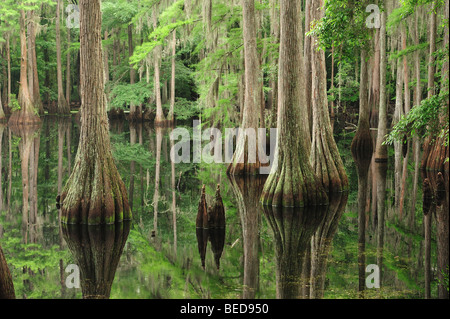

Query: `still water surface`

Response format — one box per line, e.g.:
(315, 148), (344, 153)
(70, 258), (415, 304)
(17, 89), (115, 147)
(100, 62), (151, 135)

(0, 116), (442, 299)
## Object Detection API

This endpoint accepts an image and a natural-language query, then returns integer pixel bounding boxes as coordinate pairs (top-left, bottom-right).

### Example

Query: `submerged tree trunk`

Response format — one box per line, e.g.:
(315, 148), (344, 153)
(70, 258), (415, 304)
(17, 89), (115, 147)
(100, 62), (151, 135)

(60, 0), (131, 225)
(261, 0), (326, 207)
(309, 0), (348, 193)
(227, 0), (262, 176)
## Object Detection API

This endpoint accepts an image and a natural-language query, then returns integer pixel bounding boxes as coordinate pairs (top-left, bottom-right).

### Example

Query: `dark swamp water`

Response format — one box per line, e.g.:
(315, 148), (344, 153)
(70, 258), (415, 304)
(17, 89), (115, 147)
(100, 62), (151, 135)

(0, 115), (447, 299)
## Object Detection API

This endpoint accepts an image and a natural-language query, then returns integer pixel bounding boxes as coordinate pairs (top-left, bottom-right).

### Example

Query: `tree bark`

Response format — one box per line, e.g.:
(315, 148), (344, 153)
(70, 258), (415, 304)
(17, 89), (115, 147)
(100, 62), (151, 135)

(9, 10), (39, 125)
(261, 0), (326, 207)
(0, 243), (15, 299)
(168, 29), (176, 123)
(61, 0), (131, 225)
(227, 0), (262, 175)
(351, 50), (373, 157)
(27, 9), (44, 114)
(309, 0), (348, 193)
(374, 10), (387, 161)
(56, 0), (70, 114)
(153, 4), (166, 125)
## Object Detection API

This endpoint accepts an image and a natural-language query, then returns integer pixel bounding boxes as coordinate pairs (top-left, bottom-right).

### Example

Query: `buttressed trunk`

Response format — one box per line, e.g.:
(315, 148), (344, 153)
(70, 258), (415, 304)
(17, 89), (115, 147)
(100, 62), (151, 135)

(351, 50), (373, 157)
(61, 0), (131, 225)
(260, 0), (327, 207)
(227, 0), (262, 175)
(309, 0), (348, 193)
(9, 10), (39, 126)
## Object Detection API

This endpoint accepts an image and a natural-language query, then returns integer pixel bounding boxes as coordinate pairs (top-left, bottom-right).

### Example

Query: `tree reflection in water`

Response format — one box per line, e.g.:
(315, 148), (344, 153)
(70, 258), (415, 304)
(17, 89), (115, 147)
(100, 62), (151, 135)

(263, 194), (347, 299)
(62, 222), (130, 299)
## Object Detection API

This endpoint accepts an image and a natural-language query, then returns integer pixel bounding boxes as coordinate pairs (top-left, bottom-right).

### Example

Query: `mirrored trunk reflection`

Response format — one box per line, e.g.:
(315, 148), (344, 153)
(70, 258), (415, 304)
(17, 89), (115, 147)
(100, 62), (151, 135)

(263, 204), (326, 299)
(228, 175), (266, 299)
(62, 222), (130, 299)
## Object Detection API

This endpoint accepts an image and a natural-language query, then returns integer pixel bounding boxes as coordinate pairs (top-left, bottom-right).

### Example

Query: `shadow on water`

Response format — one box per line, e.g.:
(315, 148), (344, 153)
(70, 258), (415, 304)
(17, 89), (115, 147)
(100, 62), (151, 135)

(61, 221), (131, 299)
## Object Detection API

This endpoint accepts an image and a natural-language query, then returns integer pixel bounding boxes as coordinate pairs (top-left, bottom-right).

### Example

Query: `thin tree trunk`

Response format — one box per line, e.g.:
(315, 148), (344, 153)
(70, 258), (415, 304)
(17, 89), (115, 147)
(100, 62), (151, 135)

(6, 34), (11, 108)
(375, 10), (387, 161)
(9, 10), (39, 125)
(66, 28), (72, 105)
(153, 4), (166, 125)
(168, 29), (176, 123)
(227, 0), (262, 175)
(27, 9), (43, 114)
(351, 50), (373, 157)
(304, 0), (312, 137)
(56, 0), (69, 114)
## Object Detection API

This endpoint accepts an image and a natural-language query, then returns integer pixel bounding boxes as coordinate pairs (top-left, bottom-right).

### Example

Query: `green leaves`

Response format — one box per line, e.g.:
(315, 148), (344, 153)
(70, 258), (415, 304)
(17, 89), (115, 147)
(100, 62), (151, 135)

(107, 81), (154, 109)
(384, 90), (449, 146)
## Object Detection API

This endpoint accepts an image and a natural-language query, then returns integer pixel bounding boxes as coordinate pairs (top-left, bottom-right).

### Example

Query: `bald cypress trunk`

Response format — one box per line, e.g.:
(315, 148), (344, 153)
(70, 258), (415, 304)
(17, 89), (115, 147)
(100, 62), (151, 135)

(0, 85), (4, 120)
(60, 0), (131, 225)
(374, 10), (387, 161)
(0, 243), (15, 299)
(27, 9), (44, 115)
(227, 0), (262, 175)
(9, 10), (39, 125)
(351, 50), (373, 157)
(56, 0), (69, 114)
(168, 29), (176, 123)
(153, 4), (166, 126)
(261, 0), (326, 207)
(309, 0), (348, 193)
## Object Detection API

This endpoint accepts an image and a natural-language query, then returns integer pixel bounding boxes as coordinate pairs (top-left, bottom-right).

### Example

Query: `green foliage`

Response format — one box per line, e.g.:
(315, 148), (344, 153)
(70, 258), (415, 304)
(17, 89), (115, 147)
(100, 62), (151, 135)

(384, 88), (449, 146)
(328, 60), (360, 107)
(9, 93), (21, 112)
(107, 81), (154, 110)
(308, 0), (372, 60)
(171, 97), (199, 120)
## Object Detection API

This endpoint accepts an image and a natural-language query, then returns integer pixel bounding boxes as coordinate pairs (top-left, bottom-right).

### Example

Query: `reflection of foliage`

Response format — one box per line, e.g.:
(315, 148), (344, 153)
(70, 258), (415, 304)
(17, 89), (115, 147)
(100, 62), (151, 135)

(0, 223), (74, 298)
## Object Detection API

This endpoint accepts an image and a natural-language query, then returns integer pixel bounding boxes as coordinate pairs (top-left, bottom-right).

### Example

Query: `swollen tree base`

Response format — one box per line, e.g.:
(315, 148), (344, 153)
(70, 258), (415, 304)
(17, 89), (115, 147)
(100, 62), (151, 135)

(60, 146), (131, 225)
